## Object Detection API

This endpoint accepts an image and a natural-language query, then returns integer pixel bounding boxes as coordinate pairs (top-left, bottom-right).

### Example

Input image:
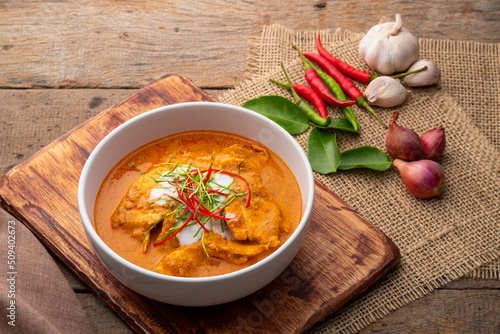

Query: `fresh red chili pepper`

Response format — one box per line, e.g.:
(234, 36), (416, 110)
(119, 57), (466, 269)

(304, 53), (360, 100)
(291, 46), (360, 132)
(303, 52), (385, 127)
(206, 189), (227, 196)
(217, 170), (251, 207)
(151, 166), (253, 246)
(168, 192), (210, 233)
(270, 77), (329, 119)
(270, 66), (329, 127)
(303, 68), (356, 109)
(189, 207), (210, 231)
(292, 84), (328, 119)
(316, 35), (376, 84)
(194, 168), (251, 207)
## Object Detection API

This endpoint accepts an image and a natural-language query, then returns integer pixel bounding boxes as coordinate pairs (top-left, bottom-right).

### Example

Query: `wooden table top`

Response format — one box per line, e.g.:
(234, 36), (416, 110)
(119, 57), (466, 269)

(1, 1), (499, 333)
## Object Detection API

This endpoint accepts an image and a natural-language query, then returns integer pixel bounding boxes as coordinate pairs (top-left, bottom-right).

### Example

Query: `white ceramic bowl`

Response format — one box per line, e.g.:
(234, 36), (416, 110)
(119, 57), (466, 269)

(78, 102), (314, 306)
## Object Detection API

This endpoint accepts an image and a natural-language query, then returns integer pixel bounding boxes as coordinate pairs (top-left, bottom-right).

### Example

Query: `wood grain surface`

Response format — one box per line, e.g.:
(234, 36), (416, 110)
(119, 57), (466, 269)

(1, 88), (499, 333)
(0, 74), (399, 333)
(1, 0), (498, 89)
(1, 1), (499, 333)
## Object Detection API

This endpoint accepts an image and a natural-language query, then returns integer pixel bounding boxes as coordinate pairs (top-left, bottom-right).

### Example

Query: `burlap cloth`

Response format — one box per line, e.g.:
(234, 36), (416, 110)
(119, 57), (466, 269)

(219, 24), (500, 333)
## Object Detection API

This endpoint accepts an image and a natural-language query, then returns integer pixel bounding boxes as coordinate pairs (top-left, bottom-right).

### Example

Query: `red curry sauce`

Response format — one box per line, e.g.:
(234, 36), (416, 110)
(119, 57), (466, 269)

(94, 130), (302, 277)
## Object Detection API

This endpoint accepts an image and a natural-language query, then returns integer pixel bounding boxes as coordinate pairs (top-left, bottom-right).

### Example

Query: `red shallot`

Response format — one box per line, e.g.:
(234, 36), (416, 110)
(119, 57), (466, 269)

(385, 110), (425, 161)
(393, 159), (445, 199)
(421, 126), (446, 160)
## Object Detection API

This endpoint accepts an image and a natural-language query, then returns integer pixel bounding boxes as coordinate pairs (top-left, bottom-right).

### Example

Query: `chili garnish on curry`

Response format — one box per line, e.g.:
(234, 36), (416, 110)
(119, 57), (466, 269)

(94, 130), (302, 277)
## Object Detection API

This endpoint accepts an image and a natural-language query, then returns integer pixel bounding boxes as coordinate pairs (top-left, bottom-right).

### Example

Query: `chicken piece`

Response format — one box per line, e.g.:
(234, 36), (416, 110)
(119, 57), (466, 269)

(224, 192), (282, 248)
(154, 244), (205, 277)
(211, 145), (283, 248)
(204, 233), (269, 264)
(154, 231), (270, 276)
(215, 143), (270, 166)
(111, 168), (175, 241)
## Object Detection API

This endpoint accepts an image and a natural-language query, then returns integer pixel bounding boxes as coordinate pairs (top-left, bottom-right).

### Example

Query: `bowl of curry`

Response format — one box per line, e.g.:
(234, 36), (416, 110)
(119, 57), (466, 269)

(78, 102), (314, 306)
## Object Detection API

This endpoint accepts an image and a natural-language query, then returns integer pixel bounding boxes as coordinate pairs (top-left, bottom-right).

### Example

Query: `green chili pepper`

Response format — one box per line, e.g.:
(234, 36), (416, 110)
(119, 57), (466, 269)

(280, 64), (329, 127)
(315, 70), (359, 133)
(294, 47), (360, 132)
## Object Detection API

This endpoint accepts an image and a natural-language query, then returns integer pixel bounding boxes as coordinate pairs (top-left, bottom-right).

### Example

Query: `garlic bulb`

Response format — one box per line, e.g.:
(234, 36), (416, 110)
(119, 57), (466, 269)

(364, 76), (407, 107)
(359, 14), (419, 75)
(403, 59), (441, 87)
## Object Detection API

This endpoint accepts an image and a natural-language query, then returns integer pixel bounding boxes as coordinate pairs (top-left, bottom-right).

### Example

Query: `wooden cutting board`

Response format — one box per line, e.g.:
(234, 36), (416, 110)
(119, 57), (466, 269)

(0, 74), (400, 334)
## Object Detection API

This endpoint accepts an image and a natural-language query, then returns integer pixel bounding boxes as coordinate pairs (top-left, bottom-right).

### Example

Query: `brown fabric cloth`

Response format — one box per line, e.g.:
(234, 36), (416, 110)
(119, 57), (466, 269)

(0, 210), (96, 334)
(220, 24), (500, 333)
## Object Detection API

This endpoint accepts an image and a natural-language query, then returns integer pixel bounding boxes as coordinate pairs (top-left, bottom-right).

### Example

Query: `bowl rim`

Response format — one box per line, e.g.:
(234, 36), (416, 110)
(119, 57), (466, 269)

(78, 101), (315, 283)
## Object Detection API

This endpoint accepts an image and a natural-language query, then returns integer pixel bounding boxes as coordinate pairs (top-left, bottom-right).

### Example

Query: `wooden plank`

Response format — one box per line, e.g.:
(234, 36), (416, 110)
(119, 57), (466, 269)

(76, 279), (500, 334)
(361, 289), (500, 333)
(442, 278), (500, 290)
(2, 88), (499, 333)
(77, 294), (132, 334)
(0, 75), (399, 333)
(0, 88), (228, 173)
(0, 0), (498, 88)
(0, 89), (134, 174)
